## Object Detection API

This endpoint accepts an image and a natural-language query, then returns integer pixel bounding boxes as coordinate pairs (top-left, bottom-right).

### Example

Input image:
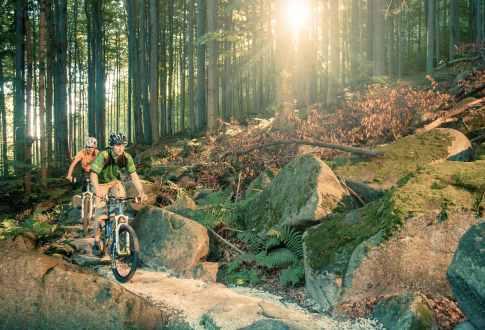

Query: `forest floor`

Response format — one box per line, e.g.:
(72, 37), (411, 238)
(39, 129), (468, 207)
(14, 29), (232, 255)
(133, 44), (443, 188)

(0, 55), (484, 328)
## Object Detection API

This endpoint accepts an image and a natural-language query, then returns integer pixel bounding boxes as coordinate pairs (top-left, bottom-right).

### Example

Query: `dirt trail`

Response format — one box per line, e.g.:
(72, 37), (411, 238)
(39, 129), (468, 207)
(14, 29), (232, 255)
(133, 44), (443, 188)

(93, 266), (381, 330)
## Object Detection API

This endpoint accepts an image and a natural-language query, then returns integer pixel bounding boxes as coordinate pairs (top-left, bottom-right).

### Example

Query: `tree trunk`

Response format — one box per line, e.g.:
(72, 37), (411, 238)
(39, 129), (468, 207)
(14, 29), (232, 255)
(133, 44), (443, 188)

(373, 0), (386, 76)
(449, 0), (459, 59)
(0, 58), (8, 177)
(14, 0), (26, 176)
(39, 0), (48, 188)
(327, 0), (339, 105)
(25, 9), (33, 194)
(187, 0), (195, 133)
(149, 0), (160, 144)
(206, 0), (218, 132)
(196, 0), (206, 131)
(351, 0), (360, 79)
(93, 0), (105, 147)
(474, 0), (483, 43)
(54, 0), (69, 170)
(426, 0), (435, 73)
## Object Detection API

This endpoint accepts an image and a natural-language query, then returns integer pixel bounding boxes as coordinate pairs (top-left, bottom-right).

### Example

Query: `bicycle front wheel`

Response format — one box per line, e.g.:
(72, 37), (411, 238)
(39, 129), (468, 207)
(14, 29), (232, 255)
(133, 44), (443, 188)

(111, 224), (140, 283)
(82, 196), (92, 237)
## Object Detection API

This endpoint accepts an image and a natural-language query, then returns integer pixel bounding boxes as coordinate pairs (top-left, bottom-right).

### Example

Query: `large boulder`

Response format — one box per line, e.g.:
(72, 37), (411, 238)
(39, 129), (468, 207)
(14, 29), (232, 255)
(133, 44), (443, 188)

(237, 155), (349, 230)
(132, 206), (209, 277)
(448, 222), (485, 329)
(125, 179), (160, 206)
(304, 160), (484, 313)
(0, 242), (180, 329)
(371, 293), (436, 330)
(335, 128), (472, 192)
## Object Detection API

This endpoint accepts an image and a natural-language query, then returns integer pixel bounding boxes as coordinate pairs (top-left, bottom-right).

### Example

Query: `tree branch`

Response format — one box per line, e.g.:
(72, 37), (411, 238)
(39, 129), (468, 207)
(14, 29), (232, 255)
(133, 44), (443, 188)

(221, 139), (383, 159)
(416, 97), (485, 133)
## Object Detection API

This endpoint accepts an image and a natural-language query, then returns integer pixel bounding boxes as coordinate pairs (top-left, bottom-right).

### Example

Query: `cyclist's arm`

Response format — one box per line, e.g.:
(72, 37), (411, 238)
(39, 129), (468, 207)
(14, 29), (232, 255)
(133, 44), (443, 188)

(90, 171), (99, 195)
(89, 151), (105, 196)
(129, 172), (144, 196)
(126, 153), (145, 200)
(66, 153), (82, 180)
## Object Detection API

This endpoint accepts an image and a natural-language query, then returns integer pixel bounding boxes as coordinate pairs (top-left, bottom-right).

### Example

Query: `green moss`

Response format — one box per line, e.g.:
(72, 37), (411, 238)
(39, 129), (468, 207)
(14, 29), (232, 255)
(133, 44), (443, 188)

(412, 302), (434, 330)
(235, 155), (326, 230)
(304, 194), (401, 274)
(335, 130), (453, 188)
(305, 160), (485, 274)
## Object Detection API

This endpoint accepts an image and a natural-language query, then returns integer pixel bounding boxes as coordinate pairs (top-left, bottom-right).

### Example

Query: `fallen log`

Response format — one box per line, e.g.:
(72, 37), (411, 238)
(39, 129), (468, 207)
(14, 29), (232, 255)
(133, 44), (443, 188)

(434, 55), (481, 71)
(221, 139), (384, 159)
(416, 97), (485, 133)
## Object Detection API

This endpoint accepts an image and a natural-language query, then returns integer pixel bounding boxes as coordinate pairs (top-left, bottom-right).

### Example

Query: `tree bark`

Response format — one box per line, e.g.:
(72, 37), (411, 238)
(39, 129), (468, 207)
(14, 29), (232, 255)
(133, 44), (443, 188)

(426, 0), (435, 73)
(149, 0), (160, 144)
(449, 0), (459, 59)
(373, 0), (386, 76)
(206, 0), (218, 132)
(14, 0), (26, 176)
(0, 58), (8, 177)
(196, 0), (206, 131)
(327, 0), (339, 105)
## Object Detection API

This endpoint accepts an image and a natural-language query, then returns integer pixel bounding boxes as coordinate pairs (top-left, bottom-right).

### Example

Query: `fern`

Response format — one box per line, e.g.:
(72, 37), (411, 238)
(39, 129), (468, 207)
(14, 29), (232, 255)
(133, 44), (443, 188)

(237, 230), (265, 251)
(255, 248), (299, 269)
(274, 226), (304, 258)
(279, 263), (305, 287)
(264, 237), (282, 251)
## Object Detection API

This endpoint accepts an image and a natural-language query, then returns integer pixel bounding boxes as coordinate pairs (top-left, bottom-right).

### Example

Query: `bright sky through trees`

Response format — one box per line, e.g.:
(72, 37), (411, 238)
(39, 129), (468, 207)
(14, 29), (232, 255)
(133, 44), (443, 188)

(286, 0), (310, 38)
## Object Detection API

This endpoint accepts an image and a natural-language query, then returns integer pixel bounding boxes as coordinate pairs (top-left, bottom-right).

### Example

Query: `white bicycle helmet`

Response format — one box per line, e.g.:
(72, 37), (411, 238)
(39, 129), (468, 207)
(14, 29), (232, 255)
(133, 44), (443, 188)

(85, 137), (98, 148)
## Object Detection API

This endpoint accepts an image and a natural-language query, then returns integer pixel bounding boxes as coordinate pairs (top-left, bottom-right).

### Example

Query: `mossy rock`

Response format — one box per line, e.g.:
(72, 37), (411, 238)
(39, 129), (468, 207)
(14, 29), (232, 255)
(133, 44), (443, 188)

(372, 293), (435, 330)
(335, 128), (472, 191)
(132, 207), (209, 275)
(448, 222), (485, 329)
(243, 171), (274, 201)
(236, 155), (348, 231)
(304, 160), (484, 311)
(239, 319), (290, 330)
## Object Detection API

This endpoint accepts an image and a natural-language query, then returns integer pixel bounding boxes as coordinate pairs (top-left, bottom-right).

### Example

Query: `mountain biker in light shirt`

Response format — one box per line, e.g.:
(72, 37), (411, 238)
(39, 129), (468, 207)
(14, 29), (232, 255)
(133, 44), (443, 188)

(90, 132), (146, 255)
(66, 137), (99, 191)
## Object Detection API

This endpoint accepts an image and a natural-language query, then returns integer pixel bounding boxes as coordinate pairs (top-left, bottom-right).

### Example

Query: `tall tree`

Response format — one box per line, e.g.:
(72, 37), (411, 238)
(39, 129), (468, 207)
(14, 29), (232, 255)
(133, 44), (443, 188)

(14, 0), (26, 176)
(149, 0), (160, 144)
(53, 0), (69, 169)
(351, 0), (360, 79)
(449, 0), (459, 59)
(426, 0), (435, 73)
(187, 0), (195, 133)
(39, 0), (48, 186)
(327, 0), (339, 104)
(373, 0), (386, 76)
(206, 0), (218, 131)
(196, 0), (206, 131)
(0, 57), (7, 177)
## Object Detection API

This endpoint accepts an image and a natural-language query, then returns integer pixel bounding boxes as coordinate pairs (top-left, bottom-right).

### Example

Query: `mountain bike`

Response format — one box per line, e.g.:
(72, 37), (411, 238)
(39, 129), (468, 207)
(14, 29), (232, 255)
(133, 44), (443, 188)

(98, 194), (140, 283)
(81, 177), (95, 237)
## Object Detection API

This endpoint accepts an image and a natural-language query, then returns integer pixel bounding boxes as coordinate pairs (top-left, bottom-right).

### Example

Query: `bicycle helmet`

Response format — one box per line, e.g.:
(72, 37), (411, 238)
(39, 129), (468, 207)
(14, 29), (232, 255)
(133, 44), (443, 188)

(85, 137), (97, 148)
(108, 132), (127, 146)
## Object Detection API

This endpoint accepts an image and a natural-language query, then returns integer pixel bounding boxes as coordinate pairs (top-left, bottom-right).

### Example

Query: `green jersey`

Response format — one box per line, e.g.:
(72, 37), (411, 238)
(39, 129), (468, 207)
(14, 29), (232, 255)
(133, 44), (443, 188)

(90, 149), (137, 184)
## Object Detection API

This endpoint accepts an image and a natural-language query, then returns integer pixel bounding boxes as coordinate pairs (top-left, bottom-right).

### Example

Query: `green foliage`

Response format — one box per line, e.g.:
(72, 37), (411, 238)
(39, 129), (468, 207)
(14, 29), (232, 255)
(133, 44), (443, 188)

(224, 226), (304, 288)
(255, 248), (298, 269)
(279, 263), (305, 287)
(0, 217), (59, 240)
(199, 314), (221, 330)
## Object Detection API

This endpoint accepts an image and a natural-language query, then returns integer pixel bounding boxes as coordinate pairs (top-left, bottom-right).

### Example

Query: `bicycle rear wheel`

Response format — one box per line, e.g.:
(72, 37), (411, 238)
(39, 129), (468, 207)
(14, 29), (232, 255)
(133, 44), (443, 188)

(111, 224), (140, 283)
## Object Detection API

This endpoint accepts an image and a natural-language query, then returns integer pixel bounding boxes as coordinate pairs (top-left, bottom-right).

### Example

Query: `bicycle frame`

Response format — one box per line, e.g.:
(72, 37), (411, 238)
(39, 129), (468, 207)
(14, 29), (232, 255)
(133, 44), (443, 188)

(105, 197), (131, 257)
(81, 178), (95, 220)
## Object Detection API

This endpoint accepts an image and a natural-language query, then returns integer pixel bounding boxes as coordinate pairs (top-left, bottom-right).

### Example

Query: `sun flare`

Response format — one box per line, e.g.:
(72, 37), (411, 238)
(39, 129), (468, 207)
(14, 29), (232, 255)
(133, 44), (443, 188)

(286, 0), (310, 35)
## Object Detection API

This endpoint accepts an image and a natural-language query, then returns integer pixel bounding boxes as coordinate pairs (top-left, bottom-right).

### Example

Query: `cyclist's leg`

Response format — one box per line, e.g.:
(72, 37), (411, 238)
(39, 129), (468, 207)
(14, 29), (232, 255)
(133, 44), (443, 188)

(81, 172), (89, 192)
(93, 183), (109, 254)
